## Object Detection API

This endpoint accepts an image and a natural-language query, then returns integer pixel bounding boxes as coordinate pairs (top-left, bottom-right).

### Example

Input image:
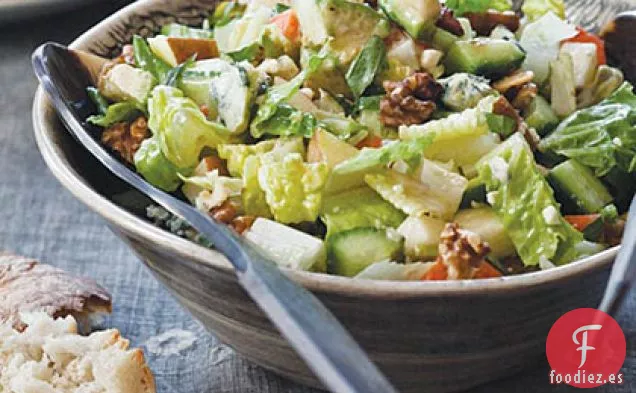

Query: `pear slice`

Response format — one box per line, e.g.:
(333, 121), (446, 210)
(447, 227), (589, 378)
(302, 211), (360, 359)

(148, 35), (219, 67)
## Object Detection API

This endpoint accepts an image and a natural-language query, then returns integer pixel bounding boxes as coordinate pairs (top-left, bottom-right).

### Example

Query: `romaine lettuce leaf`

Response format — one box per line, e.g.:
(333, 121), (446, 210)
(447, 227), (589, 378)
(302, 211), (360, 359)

(148, 85), (233, 169)
(333, 134), (437, 176)
(521, 0), (566, 22)
(87, 101), (142, 128)
(399, 96), (500, 166)
(477, 133), (584, 266)
(365, 161), (468, 220)
(321, 187), (406, 238)
(540, 82), (636, 177)
(242, 155), (273, 218)
(218, 137), (305, 177)
(134, 136), (187, 192)
(257, 153), (329, 223)
(445, 0), (512, 16)
(346, 35), (387, 99)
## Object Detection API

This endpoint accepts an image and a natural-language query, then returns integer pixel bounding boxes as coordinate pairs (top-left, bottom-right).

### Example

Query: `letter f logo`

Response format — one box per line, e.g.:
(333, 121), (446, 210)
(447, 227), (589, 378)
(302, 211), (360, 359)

(572, 325), (603, 368)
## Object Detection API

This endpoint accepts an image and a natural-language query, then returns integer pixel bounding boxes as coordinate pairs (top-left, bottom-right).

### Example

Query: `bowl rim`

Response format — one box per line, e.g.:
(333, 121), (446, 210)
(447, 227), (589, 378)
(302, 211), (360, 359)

(32, 0), (618, 299)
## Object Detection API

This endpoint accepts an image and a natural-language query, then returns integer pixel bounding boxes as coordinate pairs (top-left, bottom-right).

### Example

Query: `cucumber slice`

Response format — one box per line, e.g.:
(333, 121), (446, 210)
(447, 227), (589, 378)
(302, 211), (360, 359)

(328, 227), (403, 277)
(522, 95), (559, 136)
(455, 207), (516, 258)
(379, 0), (441, 40)
(548, 160), (613, 214)
(444, 38), (526, 77)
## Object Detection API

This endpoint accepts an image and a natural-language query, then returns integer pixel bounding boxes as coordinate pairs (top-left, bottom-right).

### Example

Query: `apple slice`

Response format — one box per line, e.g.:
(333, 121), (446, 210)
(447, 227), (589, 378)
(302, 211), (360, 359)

(148, 35), (219, 67)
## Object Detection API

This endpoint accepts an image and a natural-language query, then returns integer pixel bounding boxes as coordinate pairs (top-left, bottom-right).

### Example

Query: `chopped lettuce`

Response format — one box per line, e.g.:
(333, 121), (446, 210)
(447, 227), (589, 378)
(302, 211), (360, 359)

(180, 170), (243, 212)
(477, 133), (584, 266)
(218, 137), (305, 177)
(148, 86), (233, 169)
(133, 35), (172, 83)
(346, 36), (387, 98)
(254, 105), (318, 138)
(87, 101), (142, 128)
(400, 96), (499, 166)
(519, 12), (578, 85)
(365, 160), (468, 220)
(540, 82), (636, 177)
(258, 153), (330, 223)
(333, 134), (437, 176)
(321, 187), (406, 238)
(521, 0), (566, 22)
(86, 87), (109, 115)
(242, 155), (273, 217)
(134, 136), (187, 192)
(251, 51), (326, 137)
(445, 0), (512, 16)
(210, 1), (246, 27)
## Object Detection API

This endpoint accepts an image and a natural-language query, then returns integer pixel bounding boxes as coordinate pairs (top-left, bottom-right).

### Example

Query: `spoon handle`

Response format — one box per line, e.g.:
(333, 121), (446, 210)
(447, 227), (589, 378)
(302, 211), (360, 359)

(599, 196), (636, 315)
(32, 42), (397, 393)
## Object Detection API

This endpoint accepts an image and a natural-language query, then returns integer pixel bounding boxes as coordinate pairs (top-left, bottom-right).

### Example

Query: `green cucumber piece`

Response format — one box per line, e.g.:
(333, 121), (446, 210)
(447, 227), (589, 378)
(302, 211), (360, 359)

(522, 95), (559, 136)
(328, 227), (403, 277)
(548, 160), (613, 214)
(431, 27), (459, 52)
(379, 0), (441, 40)
(455, 207), (516, 258)
(460, 178), (486, 208)
(444, 38), (526, 77)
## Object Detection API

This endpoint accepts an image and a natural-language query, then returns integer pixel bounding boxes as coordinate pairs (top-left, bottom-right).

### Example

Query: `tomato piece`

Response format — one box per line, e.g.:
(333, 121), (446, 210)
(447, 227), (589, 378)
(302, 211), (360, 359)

(423, 261), (448, 280)
(564, 214), (601, 232)
(563, 27), (606, 65)
(474, 262), (503, 279)
(271, 10), (300, 42)
(355, 135), (383, 149)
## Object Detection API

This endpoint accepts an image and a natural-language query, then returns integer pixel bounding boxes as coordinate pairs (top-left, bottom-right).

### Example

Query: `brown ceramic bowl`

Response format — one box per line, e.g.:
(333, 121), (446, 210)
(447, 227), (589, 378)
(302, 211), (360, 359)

(32, 1), (628, 392)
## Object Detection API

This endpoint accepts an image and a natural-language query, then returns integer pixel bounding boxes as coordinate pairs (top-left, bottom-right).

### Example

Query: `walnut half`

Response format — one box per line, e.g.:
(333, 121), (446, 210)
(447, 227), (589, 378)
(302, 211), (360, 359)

(380, 72), (442, 127)
(101, 116), (150, 164)
(438, 223), (492, 280)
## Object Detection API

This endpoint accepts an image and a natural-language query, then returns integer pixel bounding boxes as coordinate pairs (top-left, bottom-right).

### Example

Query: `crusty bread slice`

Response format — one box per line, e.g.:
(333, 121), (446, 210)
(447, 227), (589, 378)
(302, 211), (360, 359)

(0, 252), (112, 332)
(0, 312), (156, 393)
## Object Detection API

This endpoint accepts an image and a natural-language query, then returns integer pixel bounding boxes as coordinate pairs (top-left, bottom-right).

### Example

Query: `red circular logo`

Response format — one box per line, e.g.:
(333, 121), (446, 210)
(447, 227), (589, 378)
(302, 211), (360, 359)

(546, 308), (626, 388)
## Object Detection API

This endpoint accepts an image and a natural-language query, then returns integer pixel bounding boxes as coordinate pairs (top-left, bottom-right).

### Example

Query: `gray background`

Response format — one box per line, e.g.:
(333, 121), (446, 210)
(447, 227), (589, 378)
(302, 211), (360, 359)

(0, 2), (634, 392)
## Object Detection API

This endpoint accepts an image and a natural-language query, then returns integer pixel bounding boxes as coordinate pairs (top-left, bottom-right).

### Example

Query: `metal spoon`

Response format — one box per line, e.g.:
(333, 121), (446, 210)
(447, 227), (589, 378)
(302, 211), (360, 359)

(599, 196), (636, 316)
(32, 42), (398, 393)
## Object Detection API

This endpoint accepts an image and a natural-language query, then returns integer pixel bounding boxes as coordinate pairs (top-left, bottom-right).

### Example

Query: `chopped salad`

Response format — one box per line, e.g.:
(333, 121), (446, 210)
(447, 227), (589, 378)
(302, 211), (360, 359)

(87, 0), (633, 281)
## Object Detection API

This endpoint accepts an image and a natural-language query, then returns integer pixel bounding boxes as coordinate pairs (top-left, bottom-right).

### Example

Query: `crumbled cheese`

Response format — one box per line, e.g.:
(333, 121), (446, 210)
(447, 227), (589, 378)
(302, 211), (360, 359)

(539, 256), (556, 270)
(486, 191), (499, 206)
(542, 206), (560, 226)
(489, 157), (509, 184)
(613, 137), (623, 147)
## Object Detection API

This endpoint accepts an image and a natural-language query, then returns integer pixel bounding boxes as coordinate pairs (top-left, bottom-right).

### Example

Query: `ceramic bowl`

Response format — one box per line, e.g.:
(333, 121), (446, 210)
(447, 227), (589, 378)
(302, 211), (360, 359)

(32, 1), (628, 391)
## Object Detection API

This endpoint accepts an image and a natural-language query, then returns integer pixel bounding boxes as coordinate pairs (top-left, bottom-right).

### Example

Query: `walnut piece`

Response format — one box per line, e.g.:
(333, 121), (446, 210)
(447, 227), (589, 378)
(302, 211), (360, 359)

(380, 72), (442, 127)
(437, 223), (491, 280)
(0, 253), (112, 331)
(101, 116), (149, 164)
(465, 10), (520, 36)
(436, 7), (464, 36)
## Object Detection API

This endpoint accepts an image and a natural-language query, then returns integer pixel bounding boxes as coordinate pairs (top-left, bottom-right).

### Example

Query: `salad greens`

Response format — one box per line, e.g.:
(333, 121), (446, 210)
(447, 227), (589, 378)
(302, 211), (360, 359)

(88, 0), (631, 281)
